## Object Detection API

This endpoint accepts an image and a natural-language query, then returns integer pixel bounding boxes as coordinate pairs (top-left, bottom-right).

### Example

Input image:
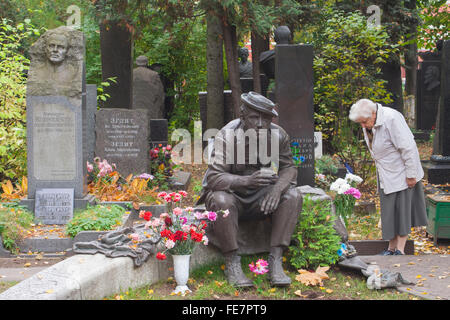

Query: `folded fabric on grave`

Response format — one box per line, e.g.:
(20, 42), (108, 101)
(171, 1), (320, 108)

(72, 224), (160, 267)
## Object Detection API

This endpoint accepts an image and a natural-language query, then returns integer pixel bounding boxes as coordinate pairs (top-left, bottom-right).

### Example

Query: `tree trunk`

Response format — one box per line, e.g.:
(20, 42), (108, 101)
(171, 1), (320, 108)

(206, 12), (224, 130)
(222, 21), (241, 118)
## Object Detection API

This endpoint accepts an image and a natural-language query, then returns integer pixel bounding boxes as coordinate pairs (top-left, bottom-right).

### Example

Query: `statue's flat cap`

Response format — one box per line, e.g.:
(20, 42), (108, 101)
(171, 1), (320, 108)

(241, 91), (278, 117)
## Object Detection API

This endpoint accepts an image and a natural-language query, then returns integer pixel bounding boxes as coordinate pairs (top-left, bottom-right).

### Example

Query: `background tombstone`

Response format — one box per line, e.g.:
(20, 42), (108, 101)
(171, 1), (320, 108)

(83, 84), (97, 165)
(25, 26), (87, 205)
(95, 108), (150, 177)
(423, 39), (450, 185)
(275, 30), (315, 187)
(132, 55), (165, 119)
(149, 119), (168, 149)
(100, 22), (133, 109)
(416, 41), (442, 130)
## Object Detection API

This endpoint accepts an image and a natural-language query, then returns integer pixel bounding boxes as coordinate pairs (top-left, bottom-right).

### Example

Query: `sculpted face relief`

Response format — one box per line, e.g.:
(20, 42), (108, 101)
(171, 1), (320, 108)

(46, 34), (68, 64)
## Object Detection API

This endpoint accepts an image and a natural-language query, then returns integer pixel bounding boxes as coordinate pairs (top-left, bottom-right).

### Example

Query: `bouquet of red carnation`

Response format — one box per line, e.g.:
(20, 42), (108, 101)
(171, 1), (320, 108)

(144, 191), (229, 260)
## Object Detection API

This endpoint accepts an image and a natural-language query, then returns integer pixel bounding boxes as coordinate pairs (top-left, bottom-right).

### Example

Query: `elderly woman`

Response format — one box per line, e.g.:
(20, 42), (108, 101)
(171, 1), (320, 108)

(349, 99), (428, 255)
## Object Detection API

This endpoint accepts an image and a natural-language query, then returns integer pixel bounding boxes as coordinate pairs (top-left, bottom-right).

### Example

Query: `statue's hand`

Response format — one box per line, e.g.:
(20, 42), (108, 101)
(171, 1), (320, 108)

(261, 187), (282, 215)
(246, 171), (278, 189)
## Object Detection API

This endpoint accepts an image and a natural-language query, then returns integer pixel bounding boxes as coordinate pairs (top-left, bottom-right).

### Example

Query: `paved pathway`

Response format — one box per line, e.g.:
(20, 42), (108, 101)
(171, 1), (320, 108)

(0, 266), (48, 282)
(360, 254), (450, 300)
(1, 254), (448, 300)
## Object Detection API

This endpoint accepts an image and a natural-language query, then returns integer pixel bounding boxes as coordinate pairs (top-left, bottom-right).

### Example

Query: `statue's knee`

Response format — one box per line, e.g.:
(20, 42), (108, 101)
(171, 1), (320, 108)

(211, 191), (237, 209)
(282, 188), (303, 206)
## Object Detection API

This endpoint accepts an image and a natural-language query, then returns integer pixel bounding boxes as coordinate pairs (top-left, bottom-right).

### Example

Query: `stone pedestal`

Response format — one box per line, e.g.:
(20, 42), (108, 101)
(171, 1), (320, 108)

(275, 44), (315, 187)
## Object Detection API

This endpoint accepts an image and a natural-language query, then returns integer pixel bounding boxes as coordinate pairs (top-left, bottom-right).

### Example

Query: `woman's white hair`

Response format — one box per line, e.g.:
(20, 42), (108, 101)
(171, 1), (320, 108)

(349, 99), (377, 122)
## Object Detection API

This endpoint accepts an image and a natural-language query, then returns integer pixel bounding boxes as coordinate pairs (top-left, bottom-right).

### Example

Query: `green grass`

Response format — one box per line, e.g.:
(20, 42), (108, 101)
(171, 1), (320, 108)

(105, 254), (418, 300)
(347, 213), (382, 240)
(0, 281), (18, 294)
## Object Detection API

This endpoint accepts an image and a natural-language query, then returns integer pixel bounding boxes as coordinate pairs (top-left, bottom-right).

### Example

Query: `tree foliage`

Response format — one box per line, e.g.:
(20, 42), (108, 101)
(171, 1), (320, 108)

(0, 19), (40, 183)
(417, 0), (450, 50)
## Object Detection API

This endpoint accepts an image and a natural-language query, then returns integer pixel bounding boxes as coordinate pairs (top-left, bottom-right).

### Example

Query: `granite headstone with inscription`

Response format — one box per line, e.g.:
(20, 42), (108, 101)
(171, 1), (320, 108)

(275, 35), (315, 186)
(95, 108), (150, 177)
(34, 188), (74, 225)
(26, 26), (86, 200)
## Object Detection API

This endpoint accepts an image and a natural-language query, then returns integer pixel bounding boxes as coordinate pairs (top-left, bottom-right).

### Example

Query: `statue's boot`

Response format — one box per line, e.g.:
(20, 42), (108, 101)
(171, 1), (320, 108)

(224, 252), (254, 288)
(268, 247), (291, 286)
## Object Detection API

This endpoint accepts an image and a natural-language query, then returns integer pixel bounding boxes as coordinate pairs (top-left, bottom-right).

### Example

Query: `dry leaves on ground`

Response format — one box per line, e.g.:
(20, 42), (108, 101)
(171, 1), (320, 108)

(295, 266), (330, 286)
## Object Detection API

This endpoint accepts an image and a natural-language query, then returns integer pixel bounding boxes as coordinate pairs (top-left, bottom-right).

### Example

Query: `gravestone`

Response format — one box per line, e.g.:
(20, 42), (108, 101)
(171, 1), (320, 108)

(423, 40), (450, 185)
(275, 34), (315, 187)
(132, 55), (165, 119)
(83, 84), (97, 165)
(149, 119), (168, 148)
(95, 109), (150, 177)
(416, 42), (442, 130)
(100, 22), (133, 109)
(34, 188), (74, 225)
(25, 26), (87, 200)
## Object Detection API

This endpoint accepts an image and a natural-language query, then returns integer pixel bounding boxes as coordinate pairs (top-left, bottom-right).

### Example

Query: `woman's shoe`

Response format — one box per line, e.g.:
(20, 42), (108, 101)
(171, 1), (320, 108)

(377, 249), (394, 256)
(393, 250), (404, 255)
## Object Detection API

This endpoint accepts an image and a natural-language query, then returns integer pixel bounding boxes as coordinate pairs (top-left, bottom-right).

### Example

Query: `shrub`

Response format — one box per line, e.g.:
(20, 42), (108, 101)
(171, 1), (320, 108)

(0, 19), (40, 183)
(65, 204), (126, 237)
(0, 202), (34, 252)
(288, 196), (341, 270)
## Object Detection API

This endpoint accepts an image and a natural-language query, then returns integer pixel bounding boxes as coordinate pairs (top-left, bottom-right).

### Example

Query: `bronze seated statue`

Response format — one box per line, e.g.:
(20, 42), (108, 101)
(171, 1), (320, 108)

(197, 91), (303, 287)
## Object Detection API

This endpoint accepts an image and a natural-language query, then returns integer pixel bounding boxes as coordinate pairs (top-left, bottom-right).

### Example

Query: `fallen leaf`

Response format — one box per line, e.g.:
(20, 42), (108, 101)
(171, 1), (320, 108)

(416, 275), (422, 279)
(294, 290), (308, 298)
(295, 269), (325, 286)
(45, 289), (54, 294)
(24, 263), (31, 268)
(345, 282), (351, 287)
(325, 289), (333, 294)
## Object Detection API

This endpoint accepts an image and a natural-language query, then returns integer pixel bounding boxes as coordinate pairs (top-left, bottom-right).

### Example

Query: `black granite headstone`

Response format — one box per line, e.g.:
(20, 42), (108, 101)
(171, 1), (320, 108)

(100, 22), (133, 109)
(416, 50), (441, 130)
(149, 119), (168, 148)
(423, 40), (450, 185)
(275, 44), (315, 187)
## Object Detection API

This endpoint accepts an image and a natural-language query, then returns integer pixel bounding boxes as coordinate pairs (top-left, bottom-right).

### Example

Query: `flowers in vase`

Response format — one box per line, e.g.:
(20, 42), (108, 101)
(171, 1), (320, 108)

(144, 191), (228, 260)
(330, 173), (363, 226)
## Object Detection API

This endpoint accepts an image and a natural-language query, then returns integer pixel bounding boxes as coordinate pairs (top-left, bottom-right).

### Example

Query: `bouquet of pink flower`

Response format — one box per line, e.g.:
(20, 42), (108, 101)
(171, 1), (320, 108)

(330, 173), (363, 226)
(143, 191), (229, 259)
